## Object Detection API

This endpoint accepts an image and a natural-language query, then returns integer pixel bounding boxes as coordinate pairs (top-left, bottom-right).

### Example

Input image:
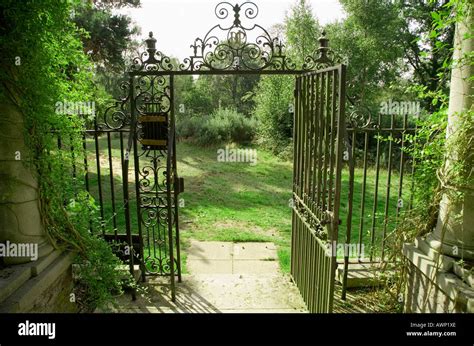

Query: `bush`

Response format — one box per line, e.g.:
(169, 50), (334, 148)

(253, 75), (294, 153)
(63, 191), (138, 311)
(176, 108), (257, 145)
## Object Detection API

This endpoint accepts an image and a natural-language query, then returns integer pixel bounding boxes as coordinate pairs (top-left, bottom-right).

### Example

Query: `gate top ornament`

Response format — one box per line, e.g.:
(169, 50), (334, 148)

(130, 1), (337, 73)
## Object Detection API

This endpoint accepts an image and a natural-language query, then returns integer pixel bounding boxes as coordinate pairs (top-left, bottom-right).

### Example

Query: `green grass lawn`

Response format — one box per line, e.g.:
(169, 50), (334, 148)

(81, 136), (412, 273)
(177, 142), (294, 272)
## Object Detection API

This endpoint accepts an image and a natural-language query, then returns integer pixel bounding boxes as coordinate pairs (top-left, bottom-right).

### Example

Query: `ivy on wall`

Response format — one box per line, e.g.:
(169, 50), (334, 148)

(0, 0), (136, 311)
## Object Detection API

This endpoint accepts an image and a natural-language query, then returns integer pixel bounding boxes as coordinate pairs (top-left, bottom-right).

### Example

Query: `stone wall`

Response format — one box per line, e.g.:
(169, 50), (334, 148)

(405, 260), (458, 313)
(27, 264), (77, 313)
(403, 240), (474, 313)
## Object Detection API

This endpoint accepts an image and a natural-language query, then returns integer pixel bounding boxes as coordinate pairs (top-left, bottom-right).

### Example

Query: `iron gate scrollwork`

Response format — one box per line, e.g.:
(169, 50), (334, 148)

(128, 2), (337, 74)
(180, 1), (296, 71)
(132, 73), (181, 279)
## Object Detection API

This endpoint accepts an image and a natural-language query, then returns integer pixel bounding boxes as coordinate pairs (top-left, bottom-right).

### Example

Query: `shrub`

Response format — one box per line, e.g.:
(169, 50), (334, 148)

(176, 108), (257, 145)
(253, 75), (294, 153)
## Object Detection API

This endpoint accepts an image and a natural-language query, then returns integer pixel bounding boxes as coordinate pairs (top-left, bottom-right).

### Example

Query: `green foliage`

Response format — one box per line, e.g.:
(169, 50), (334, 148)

(284, 0), (320, 65)
(65, 192), (129, 311)
(72, 0), (140, 106)
(326, 0), (458, 114)
(379, 0), (473, 311)
(180, 77), (213, 116)
(0, 0), (136, 311)
(396, 0), (457, 111)
(394, 0), (473, 233)
(176, 108), (257, 146)
(174, 74), (195, 115)
(179, 74), (260, 117)
(253, 75), (294, 154)
(326, 0), (405, 111)
(253, 0), (318, 155)
(72, 0), (140, 73)
(409, 113), (447, 203)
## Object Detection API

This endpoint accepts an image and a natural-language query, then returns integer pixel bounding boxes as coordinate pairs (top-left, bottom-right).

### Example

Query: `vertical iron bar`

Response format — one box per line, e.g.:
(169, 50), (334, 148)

(408, 123), (417, 210)
(93, 120), (105, 235)
(299, 76), (307, 199)
(321, 245), (326, 312)
(70, 135), (78, 196)
(317, 73), (325, 215)
(318, 246), (322, 313)
(310, 233), (316, 312)
(303, 76), (311, 205)
(358, 131), (369, 261)
(312, 73), (320, 211)
(302, 76), (310, 299)
(171, 76), (182, 283)
(370, 114), (382, 261)
(295, 78), (303, 287)
(167, 74), (176, 302)
(132, 111), (145, 282)
(311, 74), (319, 208)
(119, 132), (127, 236)
(396, 113), (408, 218)
(124, 74), (137, 299)
(308, 74), (316, 210)
(299, 76), (308, 295)
(330, 64), (346, 313)
(341, 128), (355, 300)
(328, 70), (337, 211)
(291, 78), (300, 277)
(298, 76), (306, 288)
(107, 132), (118, 236)
(322, 239), (327, 312)
(82, 132), (92, 232)
(322, 72), (331, 211)
(381, 113), (394, 261)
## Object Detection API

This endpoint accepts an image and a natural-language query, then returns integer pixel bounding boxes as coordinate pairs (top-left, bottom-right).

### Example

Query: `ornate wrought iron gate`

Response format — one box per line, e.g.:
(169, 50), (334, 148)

(291, 66), (346, 312)
(74, 1), (349, 307)
(86, 71), (182, 302)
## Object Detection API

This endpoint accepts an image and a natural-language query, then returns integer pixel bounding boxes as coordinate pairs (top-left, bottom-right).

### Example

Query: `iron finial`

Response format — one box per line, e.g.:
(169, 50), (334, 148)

(318, 30), (329, 61)
(233, 4), (241, 26)
(146, 31), (157, 51)
(318, 31), (329, 49)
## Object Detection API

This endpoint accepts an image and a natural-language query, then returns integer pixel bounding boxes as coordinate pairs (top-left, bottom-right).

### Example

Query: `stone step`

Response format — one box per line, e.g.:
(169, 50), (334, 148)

(0, 252), (75, 312)
(0, 249), (63, 305)
(453, 261), (474, 288)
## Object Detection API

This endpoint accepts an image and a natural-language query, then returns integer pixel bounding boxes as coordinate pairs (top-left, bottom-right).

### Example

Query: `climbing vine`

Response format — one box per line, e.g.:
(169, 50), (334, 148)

(378, 0), (473, 311)
(0, 0), (136, 311)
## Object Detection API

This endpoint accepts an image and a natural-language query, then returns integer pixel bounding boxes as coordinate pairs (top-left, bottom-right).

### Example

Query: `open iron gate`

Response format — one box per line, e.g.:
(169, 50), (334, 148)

(71, 0), (413, 308)
(291, 65), (346, 313)
(73, 2), (352, 307)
